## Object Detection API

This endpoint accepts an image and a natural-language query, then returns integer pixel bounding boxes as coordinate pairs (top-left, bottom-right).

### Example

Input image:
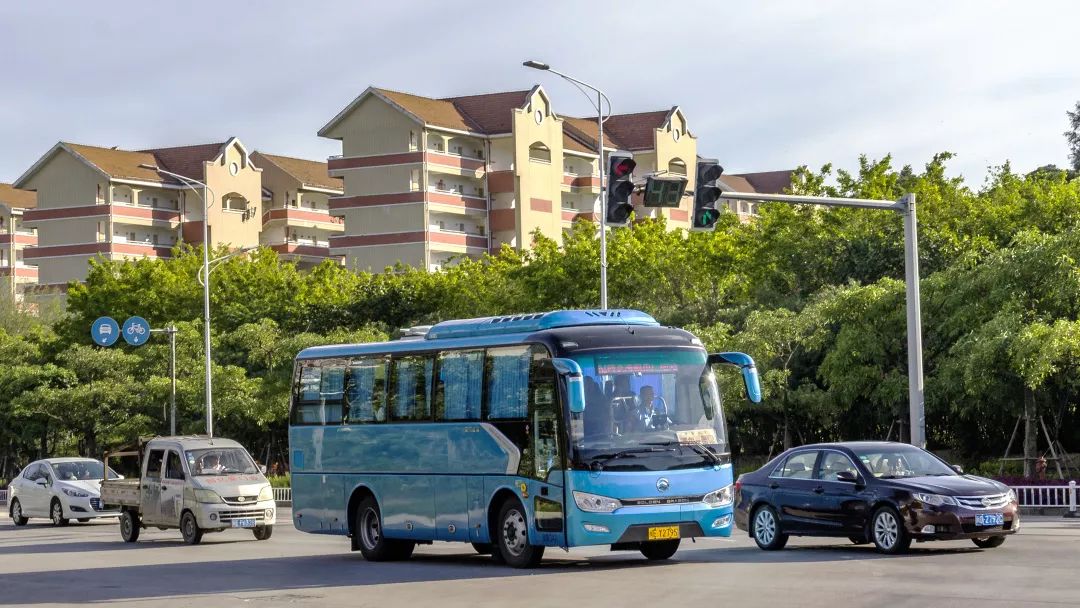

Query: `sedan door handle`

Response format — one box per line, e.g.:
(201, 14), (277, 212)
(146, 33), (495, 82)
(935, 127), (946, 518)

(813, 486), (825, 494)
(769, 483), (780, 490)
(161, 486), (167, 491)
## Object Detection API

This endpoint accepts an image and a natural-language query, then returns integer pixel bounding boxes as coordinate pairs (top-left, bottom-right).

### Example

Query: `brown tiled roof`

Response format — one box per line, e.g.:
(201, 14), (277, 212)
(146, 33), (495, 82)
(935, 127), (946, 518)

(718, 175), (757, 193)
(0, 183), (37, 209)
(603, 111), (670, 151)
(65, 143), (168, 183)
(253, 152), (343, 192)
(732, 170), (794, 194)
(562, 132), (594, 155)
(375, 89), (477, 133)
(444, 90), (531, 135)
(562, 116), (623, 151)
(140, 142), (228, 181)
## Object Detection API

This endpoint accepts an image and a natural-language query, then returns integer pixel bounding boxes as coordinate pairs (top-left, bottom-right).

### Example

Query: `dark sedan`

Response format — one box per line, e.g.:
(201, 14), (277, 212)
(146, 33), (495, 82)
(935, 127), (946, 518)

(734, 441), (1019, 554)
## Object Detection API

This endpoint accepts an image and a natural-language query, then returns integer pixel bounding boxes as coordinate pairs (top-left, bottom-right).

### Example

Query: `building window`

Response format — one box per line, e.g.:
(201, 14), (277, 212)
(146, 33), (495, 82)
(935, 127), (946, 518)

(528, 142), (551, 163)
(668, 158), (687, 176)
(409, 131), (419, 151)
(410, 169), (421, 191)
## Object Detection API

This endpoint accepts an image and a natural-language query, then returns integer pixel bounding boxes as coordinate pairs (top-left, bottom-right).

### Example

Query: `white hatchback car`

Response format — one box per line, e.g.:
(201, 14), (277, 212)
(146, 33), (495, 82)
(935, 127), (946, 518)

(8, 458), (121, 526)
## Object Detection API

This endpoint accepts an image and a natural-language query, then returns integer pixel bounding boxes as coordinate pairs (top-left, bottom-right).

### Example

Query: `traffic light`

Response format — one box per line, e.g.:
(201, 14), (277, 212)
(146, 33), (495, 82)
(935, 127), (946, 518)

(692, 158), (725, 231)
(605, 151), (637, 226)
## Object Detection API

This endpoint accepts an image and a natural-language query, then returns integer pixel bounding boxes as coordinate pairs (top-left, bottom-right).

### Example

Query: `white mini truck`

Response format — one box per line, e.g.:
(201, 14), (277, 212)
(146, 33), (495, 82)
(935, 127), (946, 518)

(100, 436), (276, 544)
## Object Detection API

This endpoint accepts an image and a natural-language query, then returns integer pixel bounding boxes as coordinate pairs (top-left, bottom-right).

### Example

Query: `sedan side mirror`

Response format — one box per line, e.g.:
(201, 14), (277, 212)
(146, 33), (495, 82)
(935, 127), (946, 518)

(836, 471), (860, 484)
(951, 464), (964, 474)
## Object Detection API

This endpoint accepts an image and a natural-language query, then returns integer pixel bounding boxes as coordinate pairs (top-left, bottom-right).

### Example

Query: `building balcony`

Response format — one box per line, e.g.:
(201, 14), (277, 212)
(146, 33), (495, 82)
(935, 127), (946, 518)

(561, 173), (602, 193)
(23, 203), (181, 229)
(262, 207), (345, 231)
(0, 263), (39, 280)
(428, 227), (488, 253)
(425, 151), (486, 178)
(267, 240), (335, 260)
(426, 188), (488, 216)
(0, 231), (37, 246)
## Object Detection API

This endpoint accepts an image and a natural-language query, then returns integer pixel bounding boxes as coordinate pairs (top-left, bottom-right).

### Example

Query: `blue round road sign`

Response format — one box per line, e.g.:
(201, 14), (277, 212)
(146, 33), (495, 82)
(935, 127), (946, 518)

(122, 316), (151, 346)
(91, 316), (120, 346)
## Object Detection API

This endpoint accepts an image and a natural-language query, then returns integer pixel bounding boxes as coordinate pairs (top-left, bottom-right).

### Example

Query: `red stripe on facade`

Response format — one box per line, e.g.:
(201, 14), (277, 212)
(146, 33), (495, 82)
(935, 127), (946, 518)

(24, 242), (173, 259)
(0, 233), (37, 245)
(562, 175), (601, 188)
(490, 209), (516, 231)
(0, 266), (38, 278)
(426, 192), (488, 210)
(269, 243), (332, 258)
(562, 211), (598, 222)
(487, 171), (514, 194)
(329, 192), (425, 210)
(262, 209), (344, 225)
(327, 152), (424, 171)
(529, 198), (552, 213)
(329, 232), (426, 248)
(23, 205), (180, 223)
(428, 231), (487, 249)
(670, 209), (689, 222)
(424, 152), (485, 172)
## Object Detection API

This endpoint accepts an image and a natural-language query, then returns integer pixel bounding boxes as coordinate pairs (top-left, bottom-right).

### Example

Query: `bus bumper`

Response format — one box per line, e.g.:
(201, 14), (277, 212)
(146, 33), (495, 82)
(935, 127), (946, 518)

(567, 503), (735, 547)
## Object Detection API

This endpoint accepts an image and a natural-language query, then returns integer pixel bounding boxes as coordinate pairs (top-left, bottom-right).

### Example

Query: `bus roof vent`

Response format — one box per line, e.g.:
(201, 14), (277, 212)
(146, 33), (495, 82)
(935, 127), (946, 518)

(395, 325), (433, 340)
(425, 309), (658, 340)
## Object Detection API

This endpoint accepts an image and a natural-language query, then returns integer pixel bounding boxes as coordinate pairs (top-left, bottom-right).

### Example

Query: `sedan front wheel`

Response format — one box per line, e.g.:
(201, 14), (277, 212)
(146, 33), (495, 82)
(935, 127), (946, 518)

(870, 506), (911, 554)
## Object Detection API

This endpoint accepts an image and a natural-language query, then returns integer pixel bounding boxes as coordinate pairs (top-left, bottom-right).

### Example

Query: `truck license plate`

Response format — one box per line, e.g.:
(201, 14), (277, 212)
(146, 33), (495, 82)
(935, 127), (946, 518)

(647, 525), (680, 540)
(232, 518), (257, 528)
(974, 513), (1004, 527)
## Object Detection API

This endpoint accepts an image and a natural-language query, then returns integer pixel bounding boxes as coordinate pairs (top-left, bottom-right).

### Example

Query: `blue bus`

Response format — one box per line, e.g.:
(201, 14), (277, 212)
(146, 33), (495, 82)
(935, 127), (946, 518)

(288, 309), (760, 567)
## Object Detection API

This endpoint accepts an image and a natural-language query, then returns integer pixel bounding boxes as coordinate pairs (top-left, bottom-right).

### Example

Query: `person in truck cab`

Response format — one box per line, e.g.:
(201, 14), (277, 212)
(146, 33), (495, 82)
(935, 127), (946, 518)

(198, 453), (225, 475)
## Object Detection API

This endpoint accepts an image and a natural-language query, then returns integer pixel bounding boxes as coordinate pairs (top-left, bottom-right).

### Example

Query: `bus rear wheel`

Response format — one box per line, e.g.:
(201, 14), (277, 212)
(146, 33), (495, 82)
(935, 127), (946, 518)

(640, 539), (680, 560)
(353, 496), (414, 561)
(471, 542), (493, 555)
(494, 499), (544, 568)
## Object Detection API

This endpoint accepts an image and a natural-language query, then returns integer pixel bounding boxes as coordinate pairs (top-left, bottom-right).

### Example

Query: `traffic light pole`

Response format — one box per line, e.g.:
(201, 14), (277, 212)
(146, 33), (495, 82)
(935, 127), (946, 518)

(597, 89), (608, 309)
(718, 191), (925, 449)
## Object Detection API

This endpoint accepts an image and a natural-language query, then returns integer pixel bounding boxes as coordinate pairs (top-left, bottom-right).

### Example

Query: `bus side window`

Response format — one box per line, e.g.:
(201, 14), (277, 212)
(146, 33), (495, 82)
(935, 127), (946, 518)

(293, 364), (323, 425)
(486, 346), (532, 420)
(321, 360), (347, 424)
(346, 357), (386, 423)
(389, 355), (433, 421)
(292, 359), (346, 425)
(435, 350), (483, 421)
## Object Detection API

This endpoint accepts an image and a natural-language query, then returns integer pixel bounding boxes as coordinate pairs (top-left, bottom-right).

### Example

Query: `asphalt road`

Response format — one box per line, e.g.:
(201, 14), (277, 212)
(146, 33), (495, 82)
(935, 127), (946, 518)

(1, 509), (1077, 608)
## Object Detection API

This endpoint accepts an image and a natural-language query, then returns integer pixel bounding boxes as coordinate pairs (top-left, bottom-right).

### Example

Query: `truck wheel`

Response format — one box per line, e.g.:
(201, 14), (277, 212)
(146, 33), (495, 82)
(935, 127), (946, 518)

(494, 499), (544, 568)
(353, 496), (414, 561)
(180, 511), (203, 545)
(120, 510), (141, 542)
(50, 499), (70, 527)
(10, 498), (29, 526)
(253, 525), (273, 541)
(640, 539), (680, 560)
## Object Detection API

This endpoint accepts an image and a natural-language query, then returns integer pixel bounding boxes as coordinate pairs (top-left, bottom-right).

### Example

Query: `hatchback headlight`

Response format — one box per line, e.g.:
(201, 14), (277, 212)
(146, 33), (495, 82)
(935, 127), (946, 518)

(573, 491), (622, 513)
(62, 487), (90, 498)
(194, 489), (223, 504)
(703, 485), (733, 507)
(912, 492), (957, 507)
(258, 485), (274, 502)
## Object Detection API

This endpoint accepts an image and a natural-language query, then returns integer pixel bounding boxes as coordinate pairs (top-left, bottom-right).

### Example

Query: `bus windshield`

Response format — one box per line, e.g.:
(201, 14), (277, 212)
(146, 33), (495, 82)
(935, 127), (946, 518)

(571, 349), (727, 471)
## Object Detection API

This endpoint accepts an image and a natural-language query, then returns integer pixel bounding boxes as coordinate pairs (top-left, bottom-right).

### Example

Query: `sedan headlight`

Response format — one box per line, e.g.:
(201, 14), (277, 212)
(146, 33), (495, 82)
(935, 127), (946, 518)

(61, 487), (90, 498)
(1006, 489), (1017, 504)
(194, 489), (224, 504)
(258, 485), (274, 502)
(703, 485), (734, 507)
(573, 491), (622, 513)
(912, 492), (957, 507)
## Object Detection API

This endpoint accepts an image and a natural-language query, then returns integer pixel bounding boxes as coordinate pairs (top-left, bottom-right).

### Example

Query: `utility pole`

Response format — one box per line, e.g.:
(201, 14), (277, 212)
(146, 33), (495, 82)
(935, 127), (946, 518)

(151, 325), (178, 435)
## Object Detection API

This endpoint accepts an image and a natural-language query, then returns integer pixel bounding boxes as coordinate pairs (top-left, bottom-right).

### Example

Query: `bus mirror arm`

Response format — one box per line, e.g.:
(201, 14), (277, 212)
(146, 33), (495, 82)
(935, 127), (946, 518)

(707, 352), (763, 404)
(552, 358), (586, 414)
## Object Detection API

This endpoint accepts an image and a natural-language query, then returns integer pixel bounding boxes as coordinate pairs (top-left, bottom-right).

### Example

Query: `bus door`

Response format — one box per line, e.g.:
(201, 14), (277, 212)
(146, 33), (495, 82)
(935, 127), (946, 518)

(530, 358), (566, 547)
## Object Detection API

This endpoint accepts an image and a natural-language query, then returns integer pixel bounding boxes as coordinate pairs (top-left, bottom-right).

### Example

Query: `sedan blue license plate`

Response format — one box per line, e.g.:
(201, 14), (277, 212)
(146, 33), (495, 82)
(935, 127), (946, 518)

(974, 513), (1004, 527)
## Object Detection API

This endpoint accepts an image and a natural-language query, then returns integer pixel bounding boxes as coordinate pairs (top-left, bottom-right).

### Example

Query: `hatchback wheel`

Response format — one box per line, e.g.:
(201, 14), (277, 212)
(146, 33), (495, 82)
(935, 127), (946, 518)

(972, 536), (1006, 549)
(10, 498), (29, 526)
(751, 505), (788, 550)
(870, 506), (910, 554)
(50, 500), (69, 527)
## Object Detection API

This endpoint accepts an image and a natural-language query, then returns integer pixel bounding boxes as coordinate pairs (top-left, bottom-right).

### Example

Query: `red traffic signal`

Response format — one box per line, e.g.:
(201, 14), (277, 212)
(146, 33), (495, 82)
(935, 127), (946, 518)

(611, 157), (636, 179)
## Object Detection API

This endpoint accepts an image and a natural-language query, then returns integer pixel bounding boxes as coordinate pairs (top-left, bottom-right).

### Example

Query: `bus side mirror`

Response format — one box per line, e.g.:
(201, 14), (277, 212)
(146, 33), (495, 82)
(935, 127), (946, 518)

(552, 358), (586, 414)
(707, 352), (763, 404)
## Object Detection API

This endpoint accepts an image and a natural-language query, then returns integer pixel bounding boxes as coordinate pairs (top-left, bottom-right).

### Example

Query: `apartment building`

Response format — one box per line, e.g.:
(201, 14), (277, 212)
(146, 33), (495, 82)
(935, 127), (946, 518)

(718, 170), (796, 221)
(251, 152), (345, 267)
(318, 85), (700, 271)
(0, 183), (38, 300)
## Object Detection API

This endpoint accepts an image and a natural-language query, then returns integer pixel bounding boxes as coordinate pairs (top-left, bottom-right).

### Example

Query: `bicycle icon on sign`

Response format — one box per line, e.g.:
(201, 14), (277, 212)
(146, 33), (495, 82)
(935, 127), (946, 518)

(126, 323), (146, 336)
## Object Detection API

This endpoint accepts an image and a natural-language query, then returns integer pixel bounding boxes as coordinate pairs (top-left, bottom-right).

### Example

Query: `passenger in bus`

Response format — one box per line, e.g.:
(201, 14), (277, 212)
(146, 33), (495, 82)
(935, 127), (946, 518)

(583, 377), (613, 438)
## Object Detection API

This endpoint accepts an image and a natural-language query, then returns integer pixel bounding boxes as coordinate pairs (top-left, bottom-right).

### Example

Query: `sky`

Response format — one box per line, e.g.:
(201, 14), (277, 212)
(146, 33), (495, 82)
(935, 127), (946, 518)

(2, 1), (1079, 188)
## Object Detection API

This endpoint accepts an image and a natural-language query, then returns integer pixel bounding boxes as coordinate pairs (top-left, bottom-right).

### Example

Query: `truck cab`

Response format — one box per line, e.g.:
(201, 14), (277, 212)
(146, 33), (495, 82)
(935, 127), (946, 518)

(101, 436), (276, 544)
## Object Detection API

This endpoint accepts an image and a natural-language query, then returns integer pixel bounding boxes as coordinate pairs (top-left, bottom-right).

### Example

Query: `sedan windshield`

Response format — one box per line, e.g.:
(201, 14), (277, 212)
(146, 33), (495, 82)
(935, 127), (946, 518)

(570, 349), (726, 471)
(185, 448), (258, 476)
(50, 460), (118, 481)
(850, 445), (956, 478)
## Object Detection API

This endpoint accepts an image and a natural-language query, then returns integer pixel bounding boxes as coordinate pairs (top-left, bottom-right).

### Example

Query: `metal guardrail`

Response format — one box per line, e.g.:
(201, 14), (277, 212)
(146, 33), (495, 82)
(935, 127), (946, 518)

(0, 489), (6, 506)
(273, 487), (292, 504)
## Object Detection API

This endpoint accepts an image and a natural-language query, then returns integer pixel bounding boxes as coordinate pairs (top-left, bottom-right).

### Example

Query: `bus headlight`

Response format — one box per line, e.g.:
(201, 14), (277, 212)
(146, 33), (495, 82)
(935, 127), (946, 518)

(573, 491), (622, 513)
(703, 485), (733, 507)
(194, 489), (224, 504)
(258, 485), (274, 502)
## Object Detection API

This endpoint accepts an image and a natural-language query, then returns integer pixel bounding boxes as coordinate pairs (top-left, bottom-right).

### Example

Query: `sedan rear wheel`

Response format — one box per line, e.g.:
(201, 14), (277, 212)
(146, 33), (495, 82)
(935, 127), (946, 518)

(870, 506), (911, 554)
(751, 505), (788, 551)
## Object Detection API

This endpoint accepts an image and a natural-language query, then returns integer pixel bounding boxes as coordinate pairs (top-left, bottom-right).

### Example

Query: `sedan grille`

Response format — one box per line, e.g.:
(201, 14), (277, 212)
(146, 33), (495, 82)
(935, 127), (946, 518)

(955, 494), (1010, 509)
(90, 498), (104, 511)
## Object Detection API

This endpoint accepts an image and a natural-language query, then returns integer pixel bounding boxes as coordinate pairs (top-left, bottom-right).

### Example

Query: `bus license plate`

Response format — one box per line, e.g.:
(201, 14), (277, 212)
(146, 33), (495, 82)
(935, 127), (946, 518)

(232, 518), (257, 528)
(647, 525), (680, 540)
(974, 513), (1003, 527)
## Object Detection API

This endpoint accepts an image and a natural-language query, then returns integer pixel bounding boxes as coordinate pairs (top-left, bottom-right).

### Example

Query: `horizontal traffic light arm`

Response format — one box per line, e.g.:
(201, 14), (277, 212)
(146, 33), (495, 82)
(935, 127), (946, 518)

(718, 191), (904, 212)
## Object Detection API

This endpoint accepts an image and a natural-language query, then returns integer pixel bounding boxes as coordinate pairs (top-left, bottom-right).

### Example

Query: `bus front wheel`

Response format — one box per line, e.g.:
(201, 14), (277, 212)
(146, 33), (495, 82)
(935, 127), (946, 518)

(353, 496), (414, 561)
(494, 499), (544, 568)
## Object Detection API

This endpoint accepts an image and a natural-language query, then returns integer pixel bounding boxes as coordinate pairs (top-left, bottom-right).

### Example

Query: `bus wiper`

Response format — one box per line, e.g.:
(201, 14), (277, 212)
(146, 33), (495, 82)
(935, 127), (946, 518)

(590, 447), (674, 471)
(647, 441), (721, 466)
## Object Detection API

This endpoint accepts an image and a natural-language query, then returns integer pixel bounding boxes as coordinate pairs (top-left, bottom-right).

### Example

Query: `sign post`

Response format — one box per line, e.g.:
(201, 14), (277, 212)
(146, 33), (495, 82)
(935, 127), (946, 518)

(92, 315), (178, 436)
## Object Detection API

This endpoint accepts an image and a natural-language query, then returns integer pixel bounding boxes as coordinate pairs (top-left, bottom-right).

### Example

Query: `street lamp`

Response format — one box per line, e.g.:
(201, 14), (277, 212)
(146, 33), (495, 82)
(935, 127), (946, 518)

(198, 245), (259, 286)
(138, 163), (216, 437)
(524, 59), (614, 309)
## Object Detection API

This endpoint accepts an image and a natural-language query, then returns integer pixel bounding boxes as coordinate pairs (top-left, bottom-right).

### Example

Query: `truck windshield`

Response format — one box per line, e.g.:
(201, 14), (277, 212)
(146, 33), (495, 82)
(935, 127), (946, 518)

(185, 448), (258, 476)
(570, 349), (727, 471)
(50, 460), (118, 481)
